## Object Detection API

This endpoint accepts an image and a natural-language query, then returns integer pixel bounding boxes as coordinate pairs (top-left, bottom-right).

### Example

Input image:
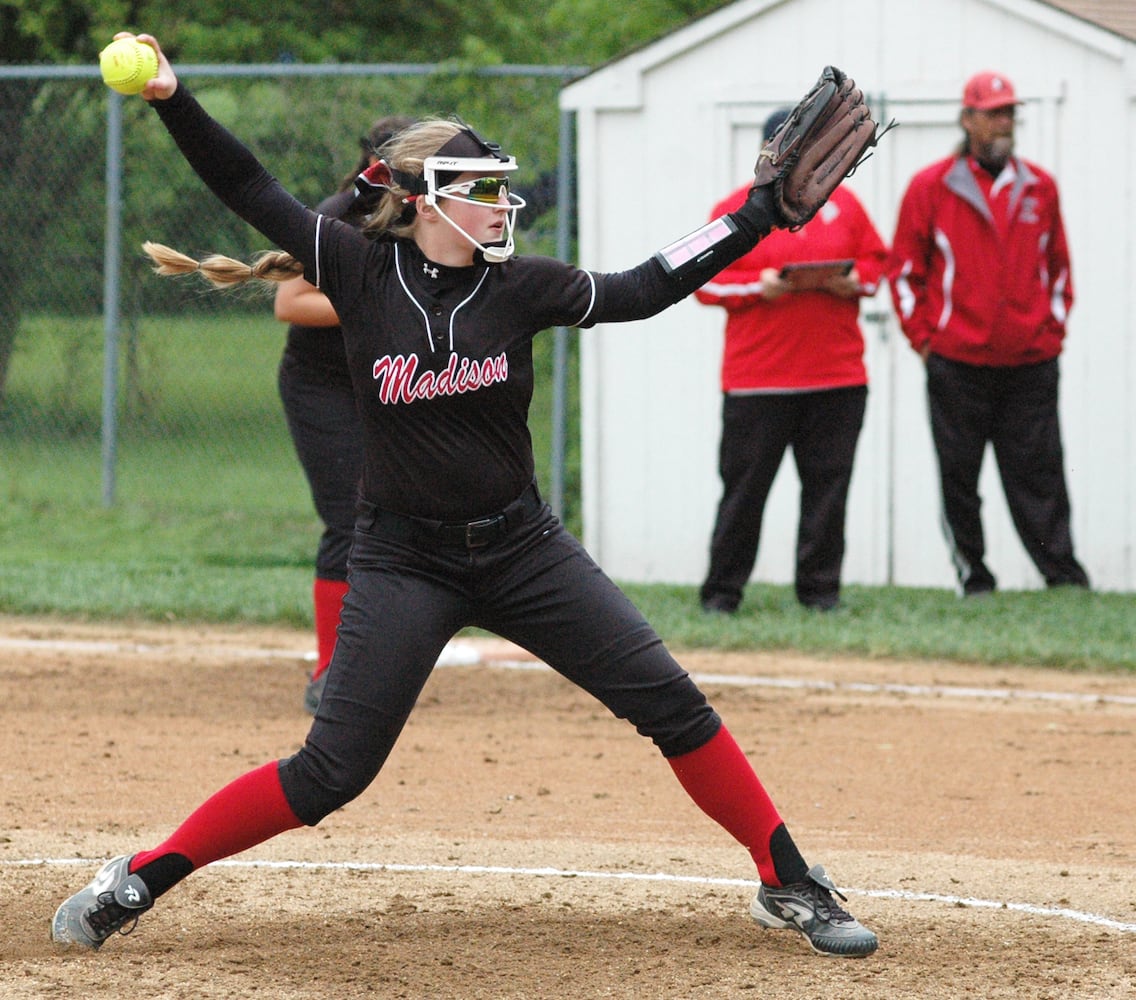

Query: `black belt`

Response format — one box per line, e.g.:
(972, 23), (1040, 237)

(359, 482), (544, 549)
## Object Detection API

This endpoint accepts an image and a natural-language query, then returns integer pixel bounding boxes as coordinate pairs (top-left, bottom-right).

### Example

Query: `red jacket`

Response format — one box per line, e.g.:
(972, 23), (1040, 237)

(887, 154), (1073, 366)
(695, 184), (887, 392)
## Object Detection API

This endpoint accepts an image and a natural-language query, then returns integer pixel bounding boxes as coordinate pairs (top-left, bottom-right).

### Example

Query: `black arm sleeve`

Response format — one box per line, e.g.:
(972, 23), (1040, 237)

(151, 85), (319, 268)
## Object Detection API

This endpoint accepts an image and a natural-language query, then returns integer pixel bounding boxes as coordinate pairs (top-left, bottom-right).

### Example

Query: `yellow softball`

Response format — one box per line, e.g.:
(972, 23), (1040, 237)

(99, 38), (159, 96)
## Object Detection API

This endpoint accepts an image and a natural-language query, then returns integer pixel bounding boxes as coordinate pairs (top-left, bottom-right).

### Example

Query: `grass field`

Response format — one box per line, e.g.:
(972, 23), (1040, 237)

(2, 313), (1132, 672)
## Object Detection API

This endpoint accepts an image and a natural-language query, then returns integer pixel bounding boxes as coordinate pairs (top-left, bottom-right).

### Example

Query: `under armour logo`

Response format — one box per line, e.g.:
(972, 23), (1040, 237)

(124, 883), (142, 904)
(423, 262), (439, 279)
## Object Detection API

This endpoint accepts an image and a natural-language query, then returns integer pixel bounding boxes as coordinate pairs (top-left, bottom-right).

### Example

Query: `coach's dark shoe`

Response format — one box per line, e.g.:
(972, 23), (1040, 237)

(1046, 577), (1090, 590)
(304, 671), (328, 715)
(959, 567), (996, 598)
(52, 855), (153, 950)
(700, 595), (738, 616)
(750, 865), (878, 957)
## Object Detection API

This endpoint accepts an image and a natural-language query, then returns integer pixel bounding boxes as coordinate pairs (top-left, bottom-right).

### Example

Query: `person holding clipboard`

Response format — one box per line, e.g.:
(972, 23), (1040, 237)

(695, 109), (888, 614)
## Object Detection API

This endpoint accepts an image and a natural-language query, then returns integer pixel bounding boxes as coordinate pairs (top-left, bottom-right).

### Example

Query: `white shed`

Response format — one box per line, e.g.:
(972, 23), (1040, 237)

(560, 0), (1136, 593)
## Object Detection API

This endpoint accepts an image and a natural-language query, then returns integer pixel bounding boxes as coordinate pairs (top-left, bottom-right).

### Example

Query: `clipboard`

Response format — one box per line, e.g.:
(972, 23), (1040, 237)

(778, 259), (854, 291)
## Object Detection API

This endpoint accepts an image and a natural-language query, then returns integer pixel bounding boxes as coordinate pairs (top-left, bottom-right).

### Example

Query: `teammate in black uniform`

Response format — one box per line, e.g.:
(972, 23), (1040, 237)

(274, 115), (416, 715)
(52, 34), (879, 959)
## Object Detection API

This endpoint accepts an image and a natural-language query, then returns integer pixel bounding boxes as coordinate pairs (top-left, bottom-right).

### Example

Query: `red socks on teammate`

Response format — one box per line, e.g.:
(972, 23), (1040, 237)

(312, 577), (349, 681)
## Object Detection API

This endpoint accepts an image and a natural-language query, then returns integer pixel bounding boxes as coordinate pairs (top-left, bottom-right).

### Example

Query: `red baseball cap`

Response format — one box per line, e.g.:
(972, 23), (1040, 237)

(962, 71), (1021, 110)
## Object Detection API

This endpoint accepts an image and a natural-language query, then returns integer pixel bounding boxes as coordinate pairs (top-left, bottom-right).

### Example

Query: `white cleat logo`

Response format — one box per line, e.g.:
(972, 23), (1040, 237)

(777, 901), (815, 930)
(123, 883), (142, 905)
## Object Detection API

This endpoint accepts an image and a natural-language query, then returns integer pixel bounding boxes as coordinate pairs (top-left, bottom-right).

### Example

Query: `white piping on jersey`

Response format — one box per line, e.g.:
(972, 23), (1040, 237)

(313, 214), (326, 289)
(392, 244), (491, 353)
(393, 244), (434, 349)
(447, 272), (491, 351)
(314, 237), (598, 340)
(575, 271), (598, 327)
(390, 240), (493, 352)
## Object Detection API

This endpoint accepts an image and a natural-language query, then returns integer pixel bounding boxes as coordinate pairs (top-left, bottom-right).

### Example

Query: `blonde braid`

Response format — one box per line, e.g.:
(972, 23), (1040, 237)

(142, 241), (304, 290)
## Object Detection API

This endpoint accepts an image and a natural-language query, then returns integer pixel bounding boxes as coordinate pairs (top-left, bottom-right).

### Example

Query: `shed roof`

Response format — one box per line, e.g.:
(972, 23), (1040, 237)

(1021, 0), (1133, 39)
(565, 0), (1136, 94)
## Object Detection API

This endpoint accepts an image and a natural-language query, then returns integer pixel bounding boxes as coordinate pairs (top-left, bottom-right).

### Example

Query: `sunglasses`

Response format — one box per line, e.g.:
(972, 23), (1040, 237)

(442, 176), (512, 204)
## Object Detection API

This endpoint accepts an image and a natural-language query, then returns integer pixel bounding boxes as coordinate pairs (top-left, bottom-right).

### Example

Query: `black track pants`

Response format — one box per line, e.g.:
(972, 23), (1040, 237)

(701, 386), (867, 610)
(926, 354), (1088, 591)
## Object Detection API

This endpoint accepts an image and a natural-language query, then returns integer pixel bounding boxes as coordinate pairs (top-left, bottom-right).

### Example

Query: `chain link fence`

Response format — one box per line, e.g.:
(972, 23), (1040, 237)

(0, 63), (582, 532)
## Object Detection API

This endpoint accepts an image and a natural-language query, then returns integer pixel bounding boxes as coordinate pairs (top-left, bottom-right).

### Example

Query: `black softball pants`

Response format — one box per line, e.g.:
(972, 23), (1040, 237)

(700, 386), (867, 611)
(926, 354), (1088, 592)
(278, 489), (721, 825)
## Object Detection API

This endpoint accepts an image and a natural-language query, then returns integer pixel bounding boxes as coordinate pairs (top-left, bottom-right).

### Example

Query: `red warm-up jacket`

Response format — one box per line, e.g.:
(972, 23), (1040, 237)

(695, 184), (887, 392)
(887, 154), (1073, 366)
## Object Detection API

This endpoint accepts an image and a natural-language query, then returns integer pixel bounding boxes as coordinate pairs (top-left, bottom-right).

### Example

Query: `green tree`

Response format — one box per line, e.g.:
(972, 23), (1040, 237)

(3, 0), (728, 68)
(543, 0), (726, 63)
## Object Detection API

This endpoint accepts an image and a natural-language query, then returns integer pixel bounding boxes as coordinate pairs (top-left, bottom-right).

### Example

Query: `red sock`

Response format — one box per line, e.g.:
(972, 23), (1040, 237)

(312, 577), (349, 680)
(667, 725), (796, 886)
(131, 761), (303, 872)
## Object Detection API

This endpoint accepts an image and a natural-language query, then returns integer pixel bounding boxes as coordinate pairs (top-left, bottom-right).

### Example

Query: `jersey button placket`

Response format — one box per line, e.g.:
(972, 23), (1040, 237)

(430, 305), (446, 348)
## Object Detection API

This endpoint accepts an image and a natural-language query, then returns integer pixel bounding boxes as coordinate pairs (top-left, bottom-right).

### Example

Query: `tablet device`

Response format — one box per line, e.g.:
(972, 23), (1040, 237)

(778, 259), (854, 291)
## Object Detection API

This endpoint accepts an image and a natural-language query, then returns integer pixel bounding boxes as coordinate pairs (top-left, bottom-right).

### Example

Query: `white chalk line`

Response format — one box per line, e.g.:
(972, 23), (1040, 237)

(10, 856), (1134, 934)
(688, 671), (1136, 707)
(3, 633), (1135, 707)
(0, 636), (484, 666)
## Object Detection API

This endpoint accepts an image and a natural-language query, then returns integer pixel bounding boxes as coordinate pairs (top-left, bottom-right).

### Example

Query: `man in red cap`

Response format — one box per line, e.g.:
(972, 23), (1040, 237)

(887, 71), (1090, 595)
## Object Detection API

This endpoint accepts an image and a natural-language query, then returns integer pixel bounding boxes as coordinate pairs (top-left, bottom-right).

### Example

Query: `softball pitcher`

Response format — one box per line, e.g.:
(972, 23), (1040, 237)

(52, 33), (882, 959)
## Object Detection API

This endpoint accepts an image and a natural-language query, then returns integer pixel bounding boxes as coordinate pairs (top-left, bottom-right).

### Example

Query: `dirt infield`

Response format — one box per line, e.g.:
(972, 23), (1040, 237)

(2, 615), (1134, 999)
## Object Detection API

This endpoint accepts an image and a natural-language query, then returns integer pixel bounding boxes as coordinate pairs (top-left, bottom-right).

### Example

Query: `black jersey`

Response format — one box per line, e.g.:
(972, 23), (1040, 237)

(280, 188), (354, 384)
(154, 87), (758, 521)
